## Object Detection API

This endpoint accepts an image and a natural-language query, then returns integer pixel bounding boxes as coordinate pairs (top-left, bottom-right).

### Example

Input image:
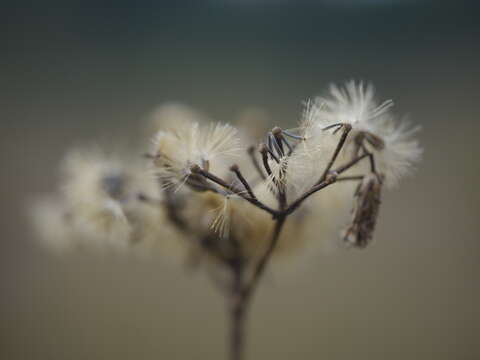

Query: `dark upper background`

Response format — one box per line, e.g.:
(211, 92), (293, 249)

(1, 1), (479, 359)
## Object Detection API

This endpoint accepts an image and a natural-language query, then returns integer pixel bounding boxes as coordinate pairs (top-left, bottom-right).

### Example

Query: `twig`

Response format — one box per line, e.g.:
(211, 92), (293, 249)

(318, 123), (351, 184)
(281, 151), (375, 217)
(259, 144), (272, 176)
(336, 175), (365, 182)
(190, 165), (278, 217)
(230, 263), (246, 360)
(247, 146), (266, 181)
(361, 145), (377, 173)
(242, 216), (287, 301)
(333, 152), (370, 175)
(230, 164), (257, 200)
(283, 176), (337, 216)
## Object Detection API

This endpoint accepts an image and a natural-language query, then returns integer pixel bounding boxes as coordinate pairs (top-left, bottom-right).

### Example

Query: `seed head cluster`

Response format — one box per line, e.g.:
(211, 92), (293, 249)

(31, 81), (421, 268)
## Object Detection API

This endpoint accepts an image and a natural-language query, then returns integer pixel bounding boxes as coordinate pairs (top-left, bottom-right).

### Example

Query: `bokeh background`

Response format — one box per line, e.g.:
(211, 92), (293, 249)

(1, 1), (479, 359)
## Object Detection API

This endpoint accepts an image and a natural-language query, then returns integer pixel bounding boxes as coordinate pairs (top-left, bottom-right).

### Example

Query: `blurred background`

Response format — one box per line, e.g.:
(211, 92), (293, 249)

(1, 1), (479, 359)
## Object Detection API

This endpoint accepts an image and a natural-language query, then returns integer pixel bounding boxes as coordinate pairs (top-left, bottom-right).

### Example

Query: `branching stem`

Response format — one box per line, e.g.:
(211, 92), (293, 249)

(171, 128), (380, 360)
(228, 216), (287, 360)
(318, 124), (351, 184)
(230, 164), (257, 200)
(190, 165), (278, 217)
(242, 216), (286, 301)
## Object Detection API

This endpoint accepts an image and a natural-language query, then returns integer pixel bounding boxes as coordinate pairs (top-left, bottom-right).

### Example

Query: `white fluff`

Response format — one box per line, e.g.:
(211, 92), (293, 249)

(302, 81), (422, 187)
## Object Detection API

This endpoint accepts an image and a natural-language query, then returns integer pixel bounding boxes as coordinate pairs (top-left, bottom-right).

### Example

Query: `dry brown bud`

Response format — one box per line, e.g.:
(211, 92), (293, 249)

(343, 173), (383, 248)
(189, 164), (201, 174)
(271, 126), (282, 136)
(258, 143), (268, 154)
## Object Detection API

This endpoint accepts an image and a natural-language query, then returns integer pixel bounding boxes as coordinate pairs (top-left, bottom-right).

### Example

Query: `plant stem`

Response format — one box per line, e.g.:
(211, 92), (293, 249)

(228, 216), (286, 360)
(243, 216), (286, 301)
(247, 146), (266, 181)
(318, 124), (351, 184)
(230, 265), (246, 360)
(191, 165), (279, 217)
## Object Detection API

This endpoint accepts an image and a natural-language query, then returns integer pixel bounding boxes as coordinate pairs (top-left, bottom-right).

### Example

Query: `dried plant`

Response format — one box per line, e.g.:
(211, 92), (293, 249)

(31, 81), (422, 360)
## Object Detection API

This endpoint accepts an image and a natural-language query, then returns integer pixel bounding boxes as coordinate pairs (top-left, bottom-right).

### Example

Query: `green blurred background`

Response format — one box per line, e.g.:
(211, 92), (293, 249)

(1, 1), (479, 359)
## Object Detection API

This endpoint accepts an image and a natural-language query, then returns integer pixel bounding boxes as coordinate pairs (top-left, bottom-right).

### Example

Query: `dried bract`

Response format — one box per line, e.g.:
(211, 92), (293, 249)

(342, 173), (383, 248)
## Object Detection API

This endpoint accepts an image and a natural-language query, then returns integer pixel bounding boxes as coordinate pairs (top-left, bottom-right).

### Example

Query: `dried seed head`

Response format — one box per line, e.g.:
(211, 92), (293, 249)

(152, 120), (242, 191)
(258, 143), (268, 154)
(190, 164), (201, 174)
(342, 173), (383, 248)
(271, 126), (282, 136)
(30, 147), (170, 254)
(318, 81), (394, 131)
(30, 92), (420, 269)
(101, 173), (128, 200)
(302, 81), (421, 187)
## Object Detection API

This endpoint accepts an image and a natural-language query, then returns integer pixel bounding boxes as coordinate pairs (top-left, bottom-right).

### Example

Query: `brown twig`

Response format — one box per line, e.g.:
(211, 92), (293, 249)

(283, 176), (337, 216)
(281, 152), (375, 217)
(336, 175), (365, 182)
(333, 152), (370, 175)
(190, 165), (279, 217)
(225, 216), (288, 360)
(230, 263), (246, 360)
(247, 146), (266, 181)
(318, 123), (352, 184)
(230, 164), (257, 200)
(259, 144), (273, 177)
(242, 216), (286, 301)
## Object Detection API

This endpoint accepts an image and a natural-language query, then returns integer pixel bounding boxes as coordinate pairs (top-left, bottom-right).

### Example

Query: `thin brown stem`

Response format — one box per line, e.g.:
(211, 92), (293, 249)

(277, 180), (287, 210)
(273, 128), (293, 156)
(247, 146), (266, 181)
(336, 175), (365, 182)
(334, 152), (370, 175)
(228, 154), (289, 360)
(275, 159), (287, 210)
(362, 147), (377, 173)
(282, 152), (374, 218)
(283, 177), (337, 216)
(268, 132), (283, 158)
(259, 144), (272, 177)
(227, 182), (288, 360)
(230, 164), (257, 200)
(190, 165), (278, 217)
(242, 216), (286, 301)
(318, 124), (352, 184)
(230, 265), (246, 360)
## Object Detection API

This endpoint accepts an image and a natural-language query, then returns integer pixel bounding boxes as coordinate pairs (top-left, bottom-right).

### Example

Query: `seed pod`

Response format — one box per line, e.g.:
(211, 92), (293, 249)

(343, 173), (383, 248)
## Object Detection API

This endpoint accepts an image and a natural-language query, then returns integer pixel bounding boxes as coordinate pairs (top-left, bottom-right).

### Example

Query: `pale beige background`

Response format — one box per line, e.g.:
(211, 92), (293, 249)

(1, 1), (479, 359)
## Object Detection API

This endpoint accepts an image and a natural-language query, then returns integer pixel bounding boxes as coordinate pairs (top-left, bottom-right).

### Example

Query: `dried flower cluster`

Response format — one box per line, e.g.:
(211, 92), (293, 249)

(31, 82), (421, 360)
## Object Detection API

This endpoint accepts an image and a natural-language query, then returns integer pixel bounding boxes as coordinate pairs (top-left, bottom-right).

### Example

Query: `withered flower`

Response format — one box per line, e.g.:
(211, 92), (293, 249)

(343, 173), (383, 248)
